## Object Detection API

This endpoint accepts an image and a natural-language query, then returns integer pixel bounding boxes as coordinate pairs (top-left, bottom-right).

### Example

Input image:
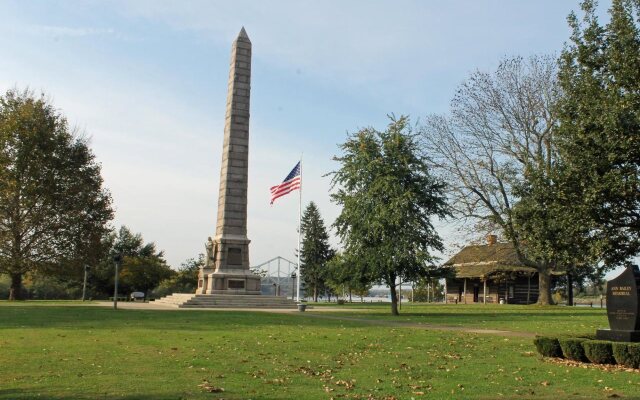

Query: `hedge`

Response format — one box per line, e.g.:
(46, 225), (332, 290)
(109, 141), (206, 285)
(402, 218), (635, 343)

(559, 338), (588, 362)
(612, 342), (640, 368)
(583, 340), (615, 364)
(534, 336), (563, 358)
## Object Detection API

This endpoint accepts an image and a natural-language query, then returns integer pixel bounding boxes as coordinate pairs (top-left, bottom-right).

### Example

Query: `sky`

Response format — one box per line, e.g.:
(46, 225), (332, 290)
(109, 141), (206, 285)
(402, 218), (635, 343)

(0, 1), (616, 275)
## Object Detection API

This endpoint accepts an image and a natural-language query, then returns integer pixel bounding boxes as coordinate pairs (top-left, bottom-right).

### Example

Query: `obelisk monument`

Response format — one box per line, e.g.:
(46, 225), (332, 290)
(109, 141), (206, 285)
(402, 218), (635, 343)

(197, 27), (261, 295)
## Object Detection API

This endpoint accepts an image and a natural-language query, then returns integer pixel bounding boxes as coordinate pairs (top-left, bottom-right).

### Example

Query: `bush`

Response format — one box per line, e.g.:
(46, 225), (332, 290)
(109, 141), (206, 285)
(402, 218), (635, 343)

(559, 338), (588, 361)
(583, 340), (615, 364)
(534, 336), (563, 358)
(612, 342), (640, 368)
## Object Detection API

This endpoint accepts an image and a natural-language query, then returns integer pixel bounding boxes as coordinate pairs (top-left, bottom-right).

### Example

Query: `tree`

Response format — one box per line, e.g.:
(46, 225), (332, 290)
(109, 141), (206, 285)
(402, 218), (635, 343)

(152, 254), (203, 298)
(0, 90), (113, 300)
(556, 0), (640, 266)
(412, 277), (445, 303)
(300, 202), (333, 302)
(90, 226), (171, 297)
(420, 55), (599, 305)
(331, 116), (449, 315)
(325, 251), (372, 302)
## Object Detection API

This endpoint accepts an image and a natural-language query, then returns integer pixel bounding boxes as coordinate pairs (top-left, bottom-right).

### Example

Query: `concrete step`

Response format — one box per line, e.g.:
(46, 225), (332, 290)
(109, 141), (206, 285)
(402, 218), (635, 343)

(178, 304), (296, 310)
(155, 293), (298, 309)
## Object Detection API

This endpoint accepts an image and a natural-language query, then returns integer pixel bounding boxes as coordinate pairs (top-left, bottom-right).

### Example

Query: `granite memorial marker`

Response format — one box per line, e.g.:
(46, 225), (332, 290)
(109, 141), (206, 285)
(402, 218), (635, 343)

(596, 264), (640, 342)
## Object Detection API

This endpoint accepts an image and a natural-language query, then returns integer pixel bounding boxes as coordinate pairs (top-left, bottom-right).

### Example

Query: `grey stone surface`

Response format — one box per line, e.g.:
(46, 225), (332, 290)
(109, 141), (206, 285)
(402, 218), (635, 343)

(196, 27), (261, 295)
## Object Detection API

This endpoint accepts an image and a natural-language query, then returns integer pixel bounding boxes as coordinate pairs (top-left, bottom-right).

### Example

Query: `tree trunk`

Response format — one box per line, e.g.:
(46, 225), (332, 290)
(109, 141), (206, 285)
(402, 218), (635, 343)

(313, 286), (318, 302)
(537, 270), (554, 305)
(389, 284), (399, 316)
(349, 289), (352, 303)
(9, 273), (22, 301)
(567, 272), (574, 306)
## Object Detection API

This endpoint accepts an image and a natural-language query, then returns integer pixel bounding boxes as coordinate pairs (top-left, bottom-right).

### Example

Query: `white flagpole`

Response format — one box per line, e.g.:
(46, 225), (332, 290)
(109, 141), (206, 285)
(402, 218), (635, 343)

(296, 157), (303, 302)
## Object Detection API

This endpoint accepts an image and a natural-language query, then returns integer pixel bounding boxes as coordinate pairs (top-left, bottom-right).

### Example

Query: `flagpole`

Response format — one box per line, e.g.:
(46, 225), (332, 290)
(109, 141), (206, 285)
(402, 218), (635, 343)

(296, 156), (303, 302)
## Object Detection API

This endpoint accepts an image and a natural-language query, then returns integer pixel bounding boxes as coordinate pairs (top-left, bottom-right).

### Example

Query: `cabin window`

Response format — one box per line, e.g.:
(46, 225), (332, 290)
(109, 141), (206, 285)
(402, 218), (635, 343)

(508, 285), (514, 298)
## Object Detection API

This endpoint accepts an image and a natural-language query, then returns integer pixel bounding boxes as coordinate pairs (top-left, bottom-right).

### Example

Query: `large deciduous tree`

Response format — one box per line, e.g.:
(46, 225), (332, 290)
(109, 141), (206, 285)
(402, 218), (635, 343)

(300, 201), (333, 302)
(420, 56), (583, 305)
(557, 0), (640, 266)
(331, 116), (449, 315)
(0, 90), (113, 300)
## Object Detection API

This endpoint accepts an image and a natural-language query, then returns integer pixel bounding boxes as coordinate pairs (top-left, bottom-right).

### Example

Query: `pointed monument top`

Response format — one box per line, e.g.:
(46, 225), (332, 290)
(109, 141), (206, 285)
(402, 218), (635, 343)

(236, 27), (250, 42)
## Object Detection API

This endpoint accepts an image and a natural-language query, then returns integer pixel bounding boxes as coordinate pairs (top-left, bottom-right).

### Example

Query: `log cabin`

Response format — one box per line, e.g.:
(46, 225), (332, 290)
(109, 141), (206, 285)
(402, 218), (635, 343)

(443, 235), (560, 304)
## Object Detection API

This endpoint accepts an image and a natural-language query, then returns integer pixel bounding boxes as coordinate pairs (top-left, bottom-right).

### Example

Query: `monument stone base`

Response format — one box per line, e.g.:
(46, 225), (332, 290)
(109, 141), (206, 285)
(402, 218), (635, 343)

(197, 268), (261, 295)
(596, 329), (640, 342)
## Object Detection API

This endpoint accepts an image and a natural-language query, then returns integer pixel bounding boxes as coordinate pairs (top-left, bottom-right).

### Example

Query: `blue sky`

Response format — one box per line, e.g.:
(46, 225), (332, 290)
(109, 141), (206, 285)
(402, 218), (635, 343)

(0, 1), (612, 271)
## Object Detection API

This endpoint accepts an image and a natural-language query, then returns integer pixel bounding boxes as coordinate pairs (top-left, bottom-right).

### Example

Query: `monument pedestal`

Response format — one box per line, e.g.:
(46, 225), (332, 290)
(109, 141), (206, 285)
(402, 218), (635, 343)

(207, 269), (261, 295)
(597, 329), (640, 342)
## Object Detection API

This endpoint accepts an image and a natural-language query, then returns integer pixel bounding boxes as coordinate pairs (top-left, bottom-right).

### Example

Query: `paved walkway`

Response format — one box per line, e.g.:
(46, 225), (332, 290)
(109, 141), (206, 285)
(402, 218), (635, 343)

(92, 301), (535, 338)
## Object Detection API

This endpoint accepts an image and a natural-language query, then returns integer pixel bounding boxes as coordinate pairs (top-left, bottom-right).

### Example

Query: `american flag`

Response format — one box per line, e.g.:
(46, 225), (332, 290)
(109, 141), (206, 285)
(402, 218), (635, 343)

(270, 161), (301, 204)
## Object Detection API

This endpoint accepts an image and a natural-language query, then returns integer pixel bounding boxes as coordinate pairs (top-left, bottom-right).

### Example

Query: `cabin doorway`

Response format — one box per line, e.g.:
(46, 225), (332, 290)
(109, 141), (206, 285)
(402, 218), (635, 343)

(473, 285), (479, 303)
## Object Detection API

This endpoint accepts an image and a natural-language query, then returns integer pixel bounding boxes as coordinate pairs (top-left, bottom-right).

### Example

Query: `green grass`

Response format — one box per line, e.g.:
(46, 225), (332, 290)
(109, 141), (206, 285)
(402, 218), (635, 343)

(311, 302), (609, 336)
(0, 304), (638, 399)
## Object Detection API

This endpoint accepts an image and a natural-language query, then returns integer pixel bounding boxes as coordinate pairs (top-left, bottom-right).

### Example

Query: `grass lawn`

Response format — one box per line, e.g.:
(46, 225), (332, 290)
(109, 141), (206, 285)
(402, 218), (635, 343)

(310, 302), (610, 336)
(0, 303), (638, 399)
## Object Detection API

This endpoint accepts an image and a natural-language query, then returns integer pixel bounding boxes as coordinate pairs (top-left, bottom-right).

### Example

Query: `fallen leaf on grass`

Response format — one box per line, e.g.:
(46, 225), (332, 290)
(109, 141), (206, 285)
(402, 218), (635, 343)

(198, 380), (224, 393)
(544, 357), (640, 373)
(334, 379), (356, 390)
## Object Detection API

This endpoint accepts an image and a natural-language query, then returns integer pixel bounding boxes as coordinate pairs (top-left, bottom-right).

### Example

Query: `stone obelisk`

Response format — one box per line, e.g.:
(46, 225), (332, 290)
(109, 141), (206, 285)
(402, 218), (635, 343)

(197, 27), (261, 295)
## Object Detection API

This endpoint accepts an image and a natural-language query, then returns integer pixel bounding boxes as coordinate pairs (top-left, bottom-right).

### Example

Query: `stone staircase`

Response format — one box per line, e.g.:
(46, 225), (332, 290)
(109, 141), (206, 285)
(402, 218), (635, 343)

(154, 293), (298, 309)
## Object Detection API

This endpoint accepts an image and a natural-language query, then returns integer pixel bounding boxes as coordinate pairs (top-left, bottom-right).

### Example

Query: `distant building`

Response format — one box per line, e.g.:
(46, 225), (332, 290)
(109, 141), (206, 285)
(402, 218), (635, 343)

(444, 235), (560, 304)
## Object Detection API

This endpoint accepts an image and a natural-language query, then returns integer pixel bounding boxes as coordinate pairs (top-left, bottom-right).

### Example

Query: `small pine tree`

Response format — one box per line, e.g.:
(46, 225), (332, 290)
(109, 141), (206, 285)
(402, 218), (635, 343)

(300, 202), (333, 302)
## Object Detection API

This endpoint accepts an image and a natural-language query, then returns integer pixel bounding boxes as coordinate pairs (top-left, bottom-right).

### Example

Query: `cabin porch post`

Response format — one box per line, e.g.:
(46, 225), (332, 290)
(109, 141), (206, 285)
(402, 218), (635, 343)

(483, 279), (487, 305)
(463, 278), (467, 304)
(444, 279), (448, 303)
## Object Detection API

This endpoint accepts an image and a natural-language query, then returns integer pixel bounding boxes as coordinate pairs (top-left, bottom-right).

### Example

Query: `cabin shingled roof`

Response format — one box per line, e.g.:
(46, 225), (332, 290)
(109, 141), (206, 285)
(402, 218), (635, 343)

(443, 242), (541, 279)
(444, 242), (522, 266)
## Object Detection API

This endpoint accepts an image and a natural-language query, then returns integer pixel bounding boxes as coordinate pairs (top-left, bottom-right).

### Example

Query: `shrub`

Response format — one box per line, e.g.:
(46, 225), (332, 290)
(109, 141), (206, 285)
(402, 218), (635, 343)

(559, 338), (588, 361)
(583, 340), (615, 364)
(612, 342), (640, 368)
(534, 336), (562, 358)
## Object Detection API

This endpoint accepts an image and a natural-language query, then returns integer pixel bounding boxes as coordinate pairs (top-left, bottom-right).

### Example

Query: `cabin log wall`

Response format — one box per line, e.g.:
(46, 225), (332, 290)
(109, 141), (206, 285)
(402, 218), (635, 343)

(445, 276), (539, 304)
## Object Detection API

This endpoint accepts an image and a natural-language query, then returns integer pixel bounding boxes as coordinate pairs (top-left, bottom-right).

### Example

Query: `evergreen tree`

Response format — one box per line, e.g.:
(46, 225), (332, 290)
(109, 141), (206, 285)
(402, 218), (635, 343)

(557, 0), (640, 265)
(300, 202), (332, 302)
(331, 116), (449, 315)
